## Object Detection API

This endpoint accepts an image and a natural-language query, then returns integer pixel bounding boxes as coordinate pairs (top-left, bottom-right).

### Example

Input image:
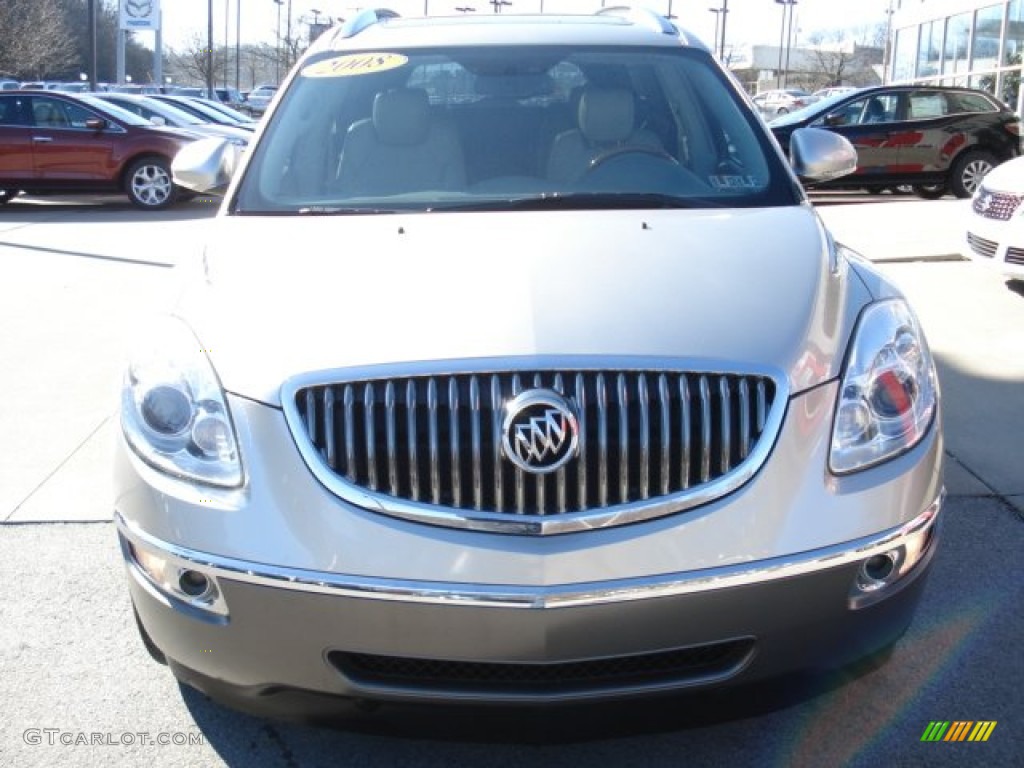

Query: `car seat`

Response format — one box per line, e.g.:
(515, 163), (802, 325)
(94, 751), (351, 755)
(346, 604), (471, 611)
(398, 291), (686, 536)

(546, 86), (664, 183)
(335, 88), (466, 196)
(863, 98), (886, 124)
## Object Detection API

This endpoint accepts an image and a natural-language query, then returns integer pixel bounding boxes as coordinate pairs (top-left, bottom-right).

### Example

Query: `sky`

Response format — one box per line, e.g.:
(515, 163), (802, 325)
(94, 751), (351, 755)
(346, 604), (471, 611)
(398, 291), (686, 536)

(155, 0), (895, 54)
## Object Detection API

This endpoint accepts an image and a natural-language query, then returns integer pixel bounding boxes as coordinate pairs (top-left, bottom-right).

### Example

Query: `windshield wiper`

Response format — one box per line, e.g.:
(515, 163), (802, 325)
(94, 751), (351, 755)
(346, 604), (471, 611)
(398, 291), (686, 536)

(297, 206), (399, 215)
(431, 193), (718, 212)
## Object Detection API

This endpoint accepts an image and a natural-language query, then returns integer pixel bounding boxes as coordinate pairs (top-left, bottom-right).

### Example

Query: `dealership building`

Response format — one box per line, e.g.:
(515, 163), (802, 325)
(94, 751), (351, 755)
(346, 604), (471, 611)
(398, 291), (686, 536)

(891, 0), (1024, 111)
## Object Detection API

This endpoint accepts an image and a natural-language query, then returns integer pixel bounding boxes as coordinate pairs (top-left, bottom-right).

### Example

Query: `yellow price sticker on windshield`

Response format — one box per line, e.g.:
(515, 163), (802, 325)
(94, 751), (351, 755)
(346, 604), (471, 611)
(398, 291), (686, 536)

(302, 53), (408, 78)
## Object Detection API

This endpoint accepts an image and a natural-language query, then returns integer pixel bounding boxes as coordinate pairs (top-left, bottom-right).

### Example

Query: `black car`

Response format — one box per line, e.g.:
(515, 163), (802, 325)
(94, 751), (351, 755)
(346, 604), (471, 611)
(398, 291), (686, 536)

(769, 85), (1022, 198)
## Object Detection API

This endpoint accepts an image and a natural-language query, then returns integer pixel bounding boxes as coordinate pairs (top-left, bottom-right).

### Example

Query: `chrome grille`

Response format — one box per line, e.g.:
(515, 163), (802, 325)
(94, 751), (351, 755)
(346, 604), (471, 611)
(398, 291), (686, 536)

(967, 232), (998, 259)
(1007, 247), (1024, 265)
(291, 368), (779, 529)
(973, 190), (1022, 220)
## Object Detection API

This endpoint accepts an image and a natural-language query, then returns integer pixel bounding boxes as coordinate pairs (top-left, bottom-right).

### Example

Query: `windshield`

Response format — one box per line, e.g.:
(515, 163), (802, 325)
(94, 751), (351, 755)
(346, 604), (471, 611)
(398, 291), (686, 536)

(109, 96), (205, 125)
(769, 90), (856, 127)
(80, 95), (154, 126)
(234, 46), (796, 214)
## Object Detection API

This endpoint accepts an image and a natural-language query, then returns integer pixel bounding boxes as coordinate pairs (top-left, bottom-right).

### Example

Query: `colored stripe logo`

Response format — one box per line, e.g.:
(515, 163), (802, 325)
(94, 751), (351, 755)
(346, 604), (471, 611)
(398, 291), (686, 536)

(921, 721), (997, 742)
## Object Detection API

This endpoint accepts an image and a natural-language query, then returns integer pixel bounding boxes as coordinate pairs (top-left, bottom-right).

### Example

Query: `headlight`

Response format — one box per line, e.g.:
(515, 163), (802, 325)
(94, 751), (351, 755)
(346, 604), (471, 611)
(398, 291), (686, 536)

(121, 317), (242, 487)
(830, 299), (937, 474)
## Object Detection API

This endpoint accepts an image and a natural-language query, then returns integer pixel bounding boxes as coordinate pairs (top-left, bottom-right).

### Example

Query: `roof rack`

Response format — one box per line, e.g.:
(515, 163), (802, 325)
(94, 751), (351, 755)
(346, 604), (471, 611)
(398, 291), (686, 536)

(339, 8), (400, 39)
(596, 6), (679, 37)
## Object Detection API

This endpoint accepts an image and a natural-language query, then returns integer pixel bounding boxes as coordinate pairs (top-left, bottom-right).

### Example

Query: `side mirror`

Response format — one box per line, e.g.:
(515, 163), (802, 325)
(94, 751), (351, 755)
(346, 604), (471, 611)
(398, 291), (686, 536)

(171, 137), (241, 194)
(84, 117), (107, 130)
(823, 113), (845, 127)
(789, 127), (857, 183)
(149, 115), (167, 126)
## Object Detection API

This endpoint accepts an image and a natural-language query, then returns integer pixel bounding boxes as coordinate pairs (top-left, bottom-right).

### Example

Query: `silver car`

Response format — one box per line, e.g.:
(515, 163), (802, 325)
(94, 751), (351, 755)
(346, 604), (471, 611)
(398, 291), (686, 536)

(118, 7), (943, 719)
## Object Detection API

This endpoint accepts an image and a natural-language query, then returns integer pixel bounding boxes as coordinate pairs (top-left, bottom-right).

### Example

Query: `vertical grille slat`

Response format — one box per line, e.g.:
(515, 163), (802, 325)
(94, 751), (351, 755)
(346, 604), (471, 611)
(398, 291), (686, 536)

(364, 385), (378, 491)
(343, 385), (356, 482)
(449, 378), (461, 508)
(596, 373), (609, 508)
(469, 376), (483, 511)
(575, 373), (588, 511)
(385, 382), (398, 496)
(719, 376), (732, 475)
(305, 390), (318, 455)
(617, 374), (629, 505)
(638, 374), (650, 501)
(295, 368), (777, 521)
(491, 375), (504, 513)
(512, 374), (525, 515)
(738, 378), (752, 461)
(658, 374), (671, 496)
(427, 378), (440, 505)
(679, 376), (691, 491)
(554, 373), (567, 514)
(324, 387), (336, 470)
(406, 380), (420, 501)
(698, 375), (712, 485)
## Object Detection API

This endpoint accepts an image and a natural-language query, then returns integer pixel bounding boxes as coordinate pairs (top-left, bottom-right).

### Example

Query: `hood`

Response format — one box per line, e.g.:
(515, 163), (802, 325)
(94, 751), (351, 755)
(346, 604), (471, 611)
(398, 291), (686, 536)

(175, 207), (868, 407)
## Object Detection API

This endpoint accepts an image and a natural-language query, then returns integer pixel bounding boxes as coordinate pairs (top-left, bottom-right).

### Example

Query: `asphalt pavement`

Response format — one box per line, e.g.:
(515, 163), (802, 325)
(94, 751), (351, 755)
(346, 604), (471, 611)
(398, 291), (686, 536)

(0, 194), (1021, 767)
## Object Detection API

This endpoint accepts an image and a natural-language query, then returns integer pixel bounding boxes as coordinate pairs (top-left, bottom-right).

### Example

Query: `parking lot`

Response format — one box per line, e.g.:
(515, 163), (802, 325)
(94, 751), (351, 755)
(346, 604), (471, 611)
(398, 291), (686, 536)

(1, 193), (1022, 767)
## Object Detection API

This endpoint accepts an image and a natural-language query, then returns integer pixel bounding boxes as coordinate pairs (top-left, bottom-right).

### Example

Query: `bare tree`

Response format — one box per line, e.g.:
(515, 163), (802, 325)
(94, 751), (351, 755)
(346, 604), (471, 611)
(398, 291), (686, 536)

(0, 0), (78, 80)
(167, 33), (225, 91)
(806, 25), (885, 90)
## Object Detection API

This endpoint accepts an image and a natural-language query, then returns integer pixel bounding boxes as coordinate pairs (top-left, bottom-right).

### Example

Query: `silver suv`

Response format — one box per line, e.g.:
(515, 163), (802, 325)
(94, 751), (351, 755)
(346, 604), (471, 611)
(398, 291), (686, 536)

(118, 7), (943, 719)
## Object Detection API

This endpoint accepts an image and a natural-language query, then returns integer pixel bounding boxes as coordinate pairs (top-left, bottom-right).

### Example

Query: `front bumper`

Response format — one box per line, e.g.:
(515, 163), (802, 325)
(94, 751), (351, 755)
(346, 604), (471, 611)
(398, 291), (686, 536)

(119, 493), (941, 708)
(964, 213), (1024, 279)
(116, 381), (944, 711)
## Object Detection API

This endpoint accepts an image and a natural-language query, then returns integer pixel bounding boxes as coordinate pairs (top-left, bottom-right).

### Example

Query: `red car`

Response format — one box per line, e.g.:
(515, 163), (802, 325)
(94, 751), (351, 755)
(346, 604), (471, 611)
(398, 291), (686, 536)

(0, 90), (197, 209)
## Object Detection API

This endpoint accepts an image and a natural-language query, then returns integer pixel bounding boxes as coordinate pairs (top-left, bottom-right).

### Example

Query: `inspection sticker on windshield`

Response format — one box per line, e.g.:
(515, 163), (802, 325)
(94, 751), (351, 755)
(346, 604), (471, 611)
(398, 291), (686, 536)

(302, 53), (409, 78)
(709, 175), (761, 190)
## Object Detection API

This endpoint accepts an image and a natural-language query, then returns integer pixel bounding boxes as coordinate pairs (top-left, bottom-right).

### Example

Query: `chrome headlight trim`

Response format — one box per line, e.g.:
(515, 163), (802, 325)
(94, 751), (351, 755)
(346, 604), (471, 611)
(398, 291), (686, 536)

(120, 316), (244, 488)
(829, 299), (938, 475)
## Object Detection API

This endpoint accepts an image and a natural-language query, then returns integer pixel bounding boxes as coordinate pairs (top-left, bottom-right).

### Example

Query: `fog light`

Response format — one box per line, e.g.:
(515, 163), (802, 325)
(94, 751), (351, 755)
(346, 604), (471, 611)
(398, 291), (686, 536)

(178, 569), (211, 598)
(856, 550), (901, 593)
(125, 539), (228, 617)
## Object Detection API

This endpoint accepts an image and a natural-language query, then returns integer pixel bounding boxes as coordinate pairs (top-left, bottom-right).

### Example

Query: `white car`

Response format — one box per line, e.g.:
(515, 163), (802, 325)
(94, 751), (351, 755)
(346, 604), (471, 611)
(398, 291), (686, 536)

(118, 7), (944, 720)
(964, 155), (1024, 282)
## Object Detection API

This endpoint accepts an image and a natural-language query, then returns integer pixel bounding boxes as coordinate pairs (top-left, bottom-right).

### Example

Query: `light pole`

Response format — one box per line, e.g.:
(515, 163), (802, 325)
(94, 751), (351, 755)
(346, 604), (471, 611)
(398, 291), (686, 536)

(489, 0), (511, 12)
(207, 0), (214, 98)
(224, 0), (230, 88)
(235, 0), (241, 92)
(708, 8), (720, 57)
(718, 0), (729, 61)
(274, 0), (283, 84)
(774, 0), (796, 88)
(882, 0), (894, 84)
(784, 0), (797, 88)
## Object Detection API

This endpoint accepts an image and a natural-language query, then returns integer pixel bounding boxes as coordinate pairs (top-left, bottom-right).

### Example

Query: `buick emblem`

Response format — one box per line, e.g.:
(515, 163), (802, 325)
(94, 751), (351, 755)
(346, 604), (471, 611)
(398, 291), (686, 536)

(502, 390), (579, 474)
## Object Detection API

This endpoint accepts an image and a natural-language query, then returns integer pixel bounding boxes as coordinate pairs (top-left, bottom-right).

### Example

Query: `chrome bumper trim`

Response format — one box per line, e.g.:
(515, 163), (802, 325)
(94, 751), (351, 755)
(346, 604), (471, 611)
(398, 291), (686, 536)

(116, 491), (942, 610)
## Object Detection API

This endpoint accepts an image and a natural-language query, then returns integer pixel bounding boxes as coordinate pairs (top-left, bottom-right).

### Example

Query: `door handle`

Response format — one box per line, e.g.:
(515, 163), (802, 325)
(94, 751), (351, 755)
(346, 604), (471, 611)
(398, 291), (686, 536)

(32, 136), (53, 143)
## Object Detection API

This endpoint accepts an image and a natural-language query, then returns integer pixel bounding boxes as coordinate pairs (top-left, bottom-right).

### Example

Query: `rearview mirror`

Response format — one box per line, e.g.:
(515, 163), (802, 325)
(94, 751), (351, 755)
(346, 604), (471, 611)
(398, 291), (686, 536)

(171, 137), (241, 194)
(789, 127), (857, 183)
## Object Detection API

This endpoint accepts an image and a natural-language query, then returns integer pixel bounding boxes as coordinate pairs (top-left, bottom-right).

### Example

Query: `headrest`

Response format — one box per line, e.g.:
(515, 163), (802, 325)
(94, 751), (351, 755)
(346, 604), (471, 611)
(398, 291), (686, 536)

(578, 87), (635, 144)
(373, 88), (430, 146)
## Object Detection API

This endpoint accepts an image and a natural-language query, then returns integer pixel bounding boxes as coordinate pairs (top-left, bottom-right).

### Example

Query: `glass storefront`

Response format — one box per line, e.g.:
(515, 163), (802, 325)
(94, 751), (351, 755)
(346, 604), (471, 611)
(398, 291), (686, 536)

(892, 1), (1024, 112)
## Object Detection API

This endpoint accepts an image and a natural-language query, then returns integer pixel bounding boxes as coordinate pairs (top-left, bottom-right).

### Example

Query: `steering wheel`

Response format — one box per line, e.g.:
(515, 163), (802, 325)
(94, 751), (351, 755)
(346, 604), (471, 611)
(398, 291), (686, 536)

(587, 145), (679, 172)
